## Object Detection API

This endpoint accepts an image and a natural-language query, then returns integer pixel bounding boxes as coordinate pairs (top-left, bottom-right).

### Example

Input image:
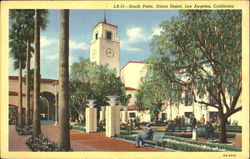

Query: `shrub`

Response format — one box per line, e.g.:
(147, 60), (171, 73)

(71, 124), (86, 132)
(163, 135), (241, 152)
(16, 125), (32, 135)
(97, 121), (106, 131)
(26, 134), (58, 151)
(9, 106), (17, 125)
(226, 125), (242, 133)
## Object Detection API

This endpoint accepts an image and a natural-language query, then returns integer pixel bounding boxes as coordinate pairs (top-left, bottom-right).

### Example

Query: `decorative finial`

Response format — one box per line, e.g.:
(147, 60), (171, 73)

(104, 10), (107, 23)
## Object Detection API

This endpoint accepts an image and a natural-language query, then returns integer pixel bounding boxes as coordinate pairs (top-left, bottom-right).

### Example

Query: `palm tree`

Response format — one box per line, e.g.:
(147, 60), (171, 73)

(9, 10), (27, 127)
(32, 9), (41, 138)
(57, 9), (71, 151)
(32, 9), (48, 138)
(23, 10), (35, 126)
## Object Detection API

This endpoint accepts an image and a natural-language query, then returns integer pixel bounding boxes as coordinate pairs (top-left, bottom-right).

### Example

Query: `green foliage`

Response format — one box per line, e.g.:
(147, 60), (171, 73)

(163, 135), (241, 152)
(136, 63), (180, 121)
(40, 97), (48, 114)
(149, 10), (241, 116)
(69, 59), (129, 117)
(9, 10), (48, 70)
(24, 68), (35, 89)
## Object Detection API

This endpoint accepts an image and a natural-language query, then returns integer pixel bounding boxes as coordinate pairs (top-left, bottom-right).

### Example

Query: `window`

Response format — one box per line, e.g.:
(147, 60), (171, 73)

(184, 89), (193, 106)
(184, 112), (192, 118)
(106, 31), (112, 40)
(129, 112), (136, 118)
(161, 113), (167, 120)
(95, 32), (98, 40)
(128, 94), (132, 98)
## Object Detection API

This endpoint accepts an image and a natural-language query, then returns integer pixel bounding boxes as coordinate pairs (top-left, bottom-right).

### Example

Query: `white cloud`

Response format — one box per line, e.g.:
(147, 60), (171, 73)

(45, 54), (58, 60)
(126, 27), (147, 44)
(69, 40), (88, 51)
(40, 36), (57, 48)
(126, 47), (141, 52)
(151, 27), (163, 37)
(9, 57), (18, 76)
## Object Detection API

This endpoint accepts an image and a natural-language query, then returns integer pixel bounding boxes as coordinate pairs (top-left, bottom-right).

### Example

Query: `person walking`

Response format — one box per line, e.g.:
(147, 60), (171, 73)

(135, 123), (154, 147)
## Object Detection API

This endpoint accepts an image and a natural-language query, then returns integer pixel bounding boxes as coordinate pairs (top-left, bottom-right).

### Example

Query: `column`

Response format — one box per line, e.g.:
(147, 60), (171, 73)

(105, 96), (121, 137)
(100, 106), (106, 121)
(121, 107), (128, 123)
(86, 107), (97, 133)
(106, 106), (121, 137)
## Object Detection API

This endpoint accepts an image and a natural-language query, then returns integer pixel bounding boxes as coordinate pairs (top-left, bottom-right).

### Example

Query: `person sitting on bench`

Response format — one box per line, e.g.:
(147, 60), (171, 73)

(135, 123), (153, 147)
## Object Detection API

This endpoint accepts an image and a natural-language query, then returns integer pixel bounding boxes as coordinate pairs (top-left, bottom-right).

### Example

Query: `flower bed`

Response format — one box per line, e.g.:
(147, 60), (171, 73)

(9, 106), (17, 125)
(70, 124), (86, 132)
(16, 125), (32, 135)
(26, 134), (58, 151)
(226, 125), (242, 133)
(164, 131), (236, 139)
(163, 135), (241, 152)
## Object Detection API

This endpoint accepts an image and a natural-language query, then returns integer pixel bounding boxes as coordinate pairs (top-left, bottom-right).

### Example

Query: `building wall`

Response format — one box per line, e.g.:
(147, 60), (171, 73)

(161, 91), (242, 125)
(125, 90), (137, 106)
(120, 62), (147, 89)
(127, 110), (151, 122)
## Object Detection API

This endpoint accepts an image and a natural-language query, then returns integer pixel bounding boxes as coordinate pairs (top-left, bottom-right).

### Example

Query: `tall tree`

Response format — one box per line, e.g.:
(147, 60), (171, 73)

(24, 10), (47, 125)
(32, 9), (48, 138)
(150, 10), (242, 143)
(57, 9), (71, 151)
(69, 59), (128, 121)
(32, 9), (41, 137)
(23, 10), (34, 125)
(136, 63), (177, 121)
(9, 10), (27, 127)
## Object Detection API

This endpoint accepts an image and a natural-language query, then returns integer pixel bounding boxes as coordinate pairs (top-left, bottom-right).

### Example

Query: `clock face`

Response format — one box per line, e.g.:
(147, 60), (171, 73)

(105, 48), (114, 58)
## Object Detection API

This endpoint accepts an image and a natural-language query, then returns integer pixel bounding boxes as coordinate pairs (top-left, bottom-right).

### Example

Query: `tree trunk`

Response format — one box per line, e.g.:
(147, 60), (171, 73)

(32, 10), (41, 138)
(18, 54), (23, 127)
(25, 40), (31, 125)
(57, 9), (71, 151)
(219, 112), (228, 143)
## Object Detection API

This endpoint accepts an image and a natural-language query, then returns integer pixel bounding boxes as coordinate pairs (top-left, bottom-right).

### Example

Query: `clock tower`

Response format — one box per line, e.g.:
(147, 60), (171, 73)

(90, 20), (120, 76)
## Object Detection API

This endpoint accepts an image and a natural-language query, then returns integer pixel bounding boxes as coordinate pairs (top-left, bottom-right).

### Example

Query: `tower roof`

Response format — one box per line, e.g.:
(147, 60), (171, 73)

(92, 22), (117, 30)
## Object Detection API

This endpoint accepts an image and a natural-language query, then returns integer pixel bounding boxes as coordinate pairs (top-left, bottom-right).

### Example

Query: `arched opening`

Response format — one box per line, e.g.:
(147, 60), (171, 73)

(40, 96), (49, 120)
(40, 91), (56, 121)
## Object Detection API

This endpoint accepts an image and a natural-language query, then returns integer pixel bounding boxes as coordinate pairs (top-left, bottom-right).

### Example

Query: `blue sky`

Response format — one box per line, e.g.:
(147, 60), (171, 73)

(9, 10), (179, 79)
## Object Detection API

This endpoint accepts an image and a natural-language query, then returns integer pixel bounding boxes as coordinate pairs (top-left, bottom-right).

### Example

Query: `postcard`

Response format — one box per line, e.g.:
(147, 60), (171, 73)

(0, 0), (249, 159)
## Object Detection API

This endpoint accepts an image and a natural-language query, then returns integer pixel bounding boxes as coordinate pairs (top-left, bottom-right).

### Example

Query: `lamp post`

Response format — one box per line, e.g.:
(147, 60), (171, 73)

(52, 81), (58, 125)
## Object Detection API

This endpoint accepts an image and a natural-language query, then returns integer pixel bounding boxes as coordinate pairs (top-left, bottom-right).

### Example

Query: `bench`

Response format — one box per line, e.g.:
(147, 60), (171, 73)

(143, 131), (166, 148)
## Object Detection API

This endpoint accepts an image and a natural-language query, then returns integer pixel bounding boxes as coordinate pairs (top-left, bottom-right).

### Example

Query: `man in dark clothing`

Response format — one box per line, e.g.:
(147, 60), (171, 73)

(135, 123), (153, 147)
(191, 115), (197, 129)
(205, 122), (214, 139)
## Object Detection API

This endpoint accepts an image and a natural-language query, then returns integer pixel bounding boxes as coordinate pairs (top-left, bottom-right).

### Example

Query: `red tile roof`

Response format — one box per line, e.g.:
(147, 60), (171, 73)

(9, 104), (17, 107)
(127, 105), (148, 111)
(9, 91), (26, 96)
(9, 76), (58, 83)
(125, 87), (138, 90)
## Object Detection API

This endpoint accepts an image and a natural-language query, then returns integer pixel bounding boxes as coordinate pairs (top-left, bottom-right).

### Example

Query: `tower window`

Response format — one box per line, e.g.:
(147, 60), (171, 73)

(106, 31), (112, 40)
(95, 32), (98, 40)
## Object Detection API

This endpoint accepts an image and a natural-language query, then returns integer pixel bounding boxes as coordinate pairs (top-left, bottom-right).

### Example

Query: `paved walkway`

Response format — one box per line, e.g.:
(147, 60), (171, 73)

(8, 123), (241, 152)
(9, 125), (30, 151)
(41, 125), (167, 151)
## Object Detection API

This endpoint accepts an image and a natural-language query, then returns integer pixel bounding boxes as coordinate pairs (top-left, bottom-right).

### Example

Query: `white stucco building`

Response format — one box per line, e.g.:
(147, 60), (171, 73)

(89, 20), (242, 125)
